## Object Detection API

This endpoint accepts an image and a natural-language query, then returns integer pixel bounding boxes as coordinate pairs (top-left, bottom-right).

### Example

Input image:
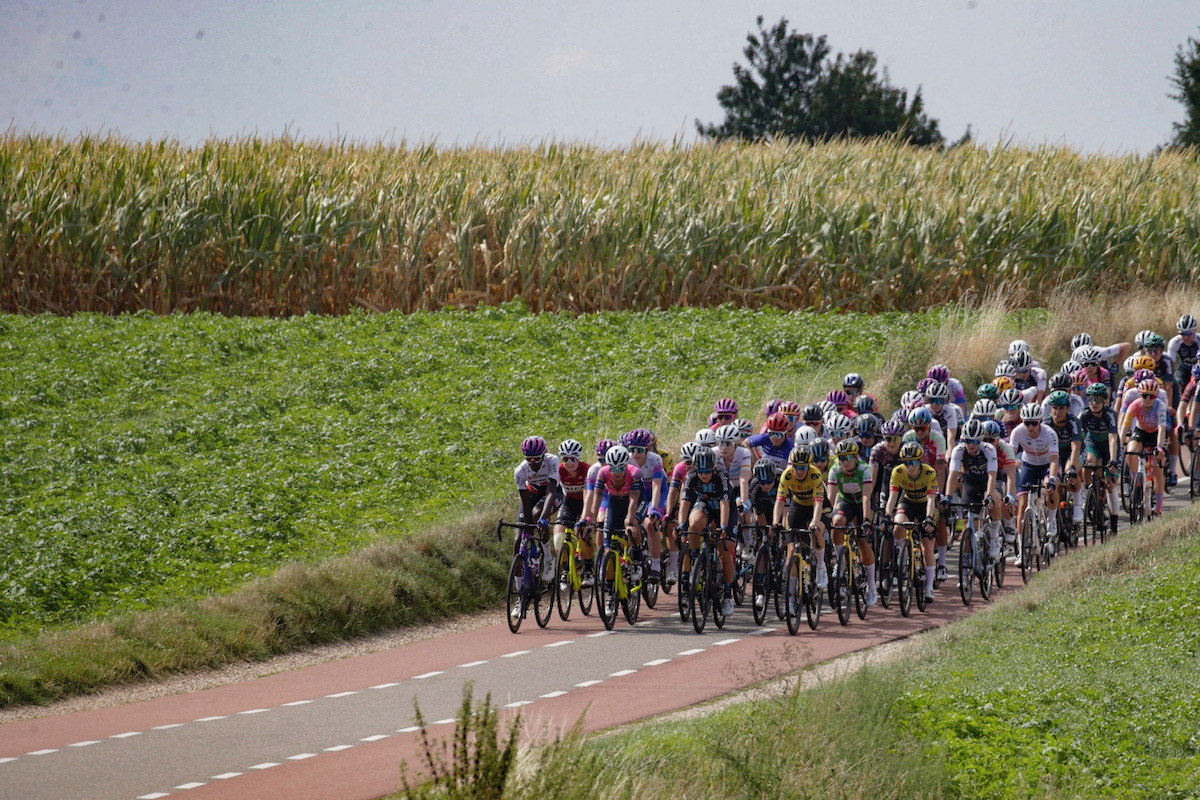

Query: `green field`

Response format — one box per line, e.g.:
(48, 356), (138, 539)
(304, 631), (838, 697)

(0, 306), (937, 641)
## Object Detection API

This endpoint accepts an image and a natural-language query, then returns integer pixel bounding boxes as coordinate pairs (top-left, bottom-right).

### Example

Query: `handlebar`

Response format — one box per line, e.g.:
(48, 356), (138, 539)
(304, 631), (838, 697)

(495, 520), (540, 540)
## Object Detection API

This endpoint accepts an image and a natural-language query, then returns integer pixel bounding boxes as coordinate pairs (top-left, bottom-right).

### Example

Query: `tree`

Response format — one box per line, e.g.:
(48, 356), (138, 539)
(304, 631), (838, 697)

(1169, 28), (1200, 147)
(697, 16), (943, 147)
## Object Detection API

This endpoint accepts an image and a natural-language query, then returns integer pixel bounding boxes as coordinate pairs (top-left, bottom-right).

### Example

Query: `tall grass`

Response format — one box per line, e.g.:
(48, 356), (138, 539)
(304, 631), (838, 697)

(2, 134), (1199, 315)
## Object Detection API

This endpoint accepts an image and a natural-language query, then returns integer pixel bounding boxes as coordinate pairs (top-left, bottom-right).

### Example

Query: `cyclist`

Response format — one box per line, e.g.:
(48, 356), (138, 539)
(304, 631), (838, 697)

(826, 438), (877, 605)
(869, 419), (906, 499)
(1045, 390), (1084, 534)
(1078, 382), (1121, 537)
(981, 419), (1019, 544)
(843, 373), (876, 419)
(514, 436), (562, 579)
(998, 388), (1024, 435)
(946, 418), (1003, 560)
(855, 414), (881, 461)
(1119, 377), (1169, 516)
(715, 422), (753, 548)
(902, 407), (950, 581)
(971, 398), (1000, 423)
(1168, 314), (1199, 392)
(886, 441), (940, 603)
(710, 398), (739, 430)
(623, 429), (667, 583)
(801, 403), (825, 439)
(733, 418), (755, 447)
(1076, 346), (1111, 390)
(1011, 350), (1047, 403)
(748, 458), (779, 524)
(1047, 372), (1083, 417)
(677, 446), (735, 616)
(746, 412), (794, 471)
(827, 389), (857, 419)
(583, 438), (616, 554)
(976, 383), (1000, 404)
(1010, 402), (1061, 550)
(595, 445), (645, 592)
(924, 381), (961, 454)
(855, 393), (884, 427)
(663, 441), (703, 586)
(928, 364), (968, 414)
(650, 430), (675, 474)
(554, 439), (592, 585)
(773, 446), (826, 613)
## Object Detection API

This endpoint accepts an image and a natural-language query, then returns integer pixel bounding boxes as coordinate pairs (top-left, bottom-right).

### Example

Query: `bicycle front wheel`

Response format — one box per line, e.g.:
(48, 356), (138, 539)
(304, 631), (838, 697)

(897, 538), (912, 618)
(751, 545), (770, 626)
(622, 565), (642, 626)
(1019, 515), (1035, 584)
(978, 535), (993, 602)
(1190, 447), (1200, 501)
(958, 527), (975, 606)
(804, 556), (821, 631)
(641, 560), (659, 610)
(1130, 481), (1144, 525)
(598, 551), (619, 631)
(784, 555), (802, 636)
(710, 555), (727, 629)
(555, 547), (574, 621)
(690, 557), (708, 634)
(533, 559), (554, 629)
(834, 547), (850, 626)
(506, 556), (525, 634)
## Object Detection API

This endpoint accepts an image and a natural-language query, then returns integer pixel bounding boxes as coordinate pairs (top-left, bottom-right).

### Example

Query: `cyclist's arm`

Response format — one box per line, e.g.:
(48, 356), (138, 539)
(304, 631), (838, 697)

(986, 469), (998, 499)
(719, 498), (730, 531)
(1048, 449), (1060, 479)
(860, 479), (873, 521)
(772, 493), (787, 527)
(625, 487), (641, 528)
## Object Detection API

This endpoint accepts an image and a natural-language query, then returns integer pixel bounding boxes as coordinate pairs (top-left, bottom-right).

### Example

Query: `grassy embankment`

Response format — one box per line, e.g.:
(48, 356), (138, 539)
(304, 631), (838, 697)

(2, 134), (1199, 316)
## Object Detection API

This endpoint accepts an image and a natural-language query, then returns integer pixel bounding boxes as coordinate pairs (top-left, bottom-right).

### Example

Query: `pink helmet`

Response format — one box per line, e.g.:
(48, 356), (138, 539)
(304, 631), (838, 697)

(927, 364), (950, 383)
(714, 398), (739, 416)
(521, 436), (547, 458)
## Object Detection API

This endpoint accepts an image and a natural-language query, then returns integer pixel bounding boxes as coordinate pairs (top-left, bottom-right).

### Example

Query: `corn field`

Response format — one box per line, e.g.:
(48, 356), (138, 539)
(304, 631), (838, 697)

(1, 133), (1198, 316)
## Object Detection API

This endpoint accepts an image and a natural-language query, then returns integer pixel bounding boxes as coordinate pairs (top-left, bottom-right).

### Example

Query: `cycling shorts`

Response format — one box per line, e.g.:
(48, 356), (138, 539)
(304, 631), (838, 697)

(897, 500), (937, 539)
(1084, 440), (1112, 465)
(962, 474), (989, 505)
(1017, 462), (1050, 495)
(556, 496), (584, 528)
(834, 499), (865, 526)
(1131, 427), (1158, 447)
(787, 504), (815, 531)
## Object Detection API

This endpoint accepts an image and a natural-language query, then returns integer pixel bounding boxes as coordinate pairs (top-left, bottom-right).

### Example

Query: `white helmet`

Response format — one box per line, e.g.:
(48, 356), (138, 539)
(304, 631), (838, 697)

(714, 423), (739, 444)
(733, 418), (754, 438)
(816, 400), (836, 418)
(1019, 403), (1043, 422)
(1008, 339), (1030, 356)
(694, 428), (718, 448)
(900, 390), (924, 410)
(557, 439), (583, 459)
(971, 399), (998, 419)
(678, 441), (701, 464)
(605, 445), (632, 467)
(794, 425), (818, 446)
(826, 414), (852, 438)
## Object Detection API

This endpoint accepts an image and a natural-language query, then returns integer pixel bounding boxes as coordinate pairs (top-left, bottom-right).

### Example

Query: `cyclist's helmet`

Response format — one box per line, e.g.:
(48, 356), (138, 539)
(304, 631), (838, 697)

(1192, 363), (1200, 380)
(765, 412), (790, 433)
(961, 418), (985, 440)
(993, 375), (1015, 393)
(521, 436), (547, 458)
(778, 400), (801, 417)
(715, 423), (739, 445)
(827, 414), (852, 438)
(606, 445), (631, 468)
(1144, 332), (1166, 349)
(1009, 339), (1030, 356)
(1011, 350), (1033, 371)
(1071, 332), (1093, 350)
(880, 419), (906, 437)
(999, 388), (1024, 408)
(1047, 390), (1071, 407)
(843, 372), (866, 390)
(714, 397), (739, 416)
(1071, 346), (1091, 365)
(1122, 355), (1136, 374)
(855, 394), (878, 415)
(1132, 354), (1156, 372)
(1072, 368), (1090, 387)
(558, 439), (583, 459)
(927, 364), (950, 383)
(623, 428), (653, 448)
(826, 389), (849, 408)
(694, 428), (718, 448)
(855, 414), (880, 438)
(1019, 402), (1043, 422)
(1134, 329), (1154, 349)
(899, 441), (924, 461)
(764, 399), (783, 416)
(802, 403), (823, 422)
(915, 377), (935, 395)
(789, 446), (813, 467)
(995, 360), (1017, 378)
(1179, 314), (1198, 334)
(595, 438), (616, 459)
(1086, 382), (1109, 399)
(1048, 372), (1072, 391)
(1137, 378), (1159, 395)
(900, 390), (924, 410)
(1060, 360), (1082, 375)
(907, 407), (933, 428)
(794, 425), (817, 446)
(924, 381), (950, 402)
(1133, 368), (1155, 383)
(809, 440), (830, 462)
(817, 400), (837, 418)
(734, 418), (754, 438)
(678, 441), (701, 464)
(834, 438), (859, 458)
(753, 457), (777, 484)
(693, 447), (716, 472)
(972, 398), (999, 418)
(982, 420), (1004, 440)
(977, 383), (1000, 401)
(1080, 346), (1102, 365)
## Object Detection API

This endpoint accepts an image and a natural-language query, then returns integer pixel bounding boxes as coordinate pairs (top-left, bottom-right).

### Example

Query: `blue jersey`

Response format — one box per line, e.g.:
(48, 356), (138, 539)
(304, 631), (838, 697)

(746, 432), (794, 471)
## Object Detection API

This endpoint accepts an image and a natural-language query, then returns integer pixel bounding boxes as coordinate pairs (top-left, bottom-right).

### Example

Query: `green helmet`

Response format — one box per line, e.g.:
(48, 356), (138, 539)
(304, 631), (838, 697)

(1047, 389), (1071, 407)
(1086, 382), (1109, 399)
(977, 383), (1000, 401)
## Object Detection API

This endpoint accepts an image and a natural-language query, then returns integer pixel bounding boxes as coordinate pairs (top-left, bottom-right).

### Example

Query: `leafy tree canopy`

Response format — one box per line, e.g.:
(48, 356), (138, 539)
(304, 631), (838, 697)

(1169, 28), (1200, 147)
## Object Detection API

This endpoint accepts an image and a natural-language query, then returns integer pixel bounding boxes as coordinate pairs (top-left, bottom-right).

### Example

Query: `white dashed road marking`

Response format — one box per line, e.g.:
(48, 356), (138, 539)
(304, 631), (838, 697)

(544, 640), (574, 648)
(677, 648), (705, 656)
(212, 772), (243, 779)
(248, 762), (280, 770)
(413, 671), (444, 679)
(282, 700), (313, 707)
(540, 690), (569, 698)
(609, 669), (638, 677)
(371, 682), (401, 689)
(501, 650), (531, 658)
(152, 723), (184, 730)
(361, 735), (390, 742)
(27, 749), (58, 756)
(68, 740), (100, 747)
(575, 680), (603, 688)
(239, 708), (271, 714)
(286, 753), (317, 761)
(644, 658), (672, 666)
(195, 716), (226, 722)
(713, 638), (741, 646)
(175, 782), (206, 789)
(111, 731), (143, 739)
(325, 745), (354, 752)
(396, 726), (422, 734)
(325, 692), (357, 698)
(458, 660), (488, 668)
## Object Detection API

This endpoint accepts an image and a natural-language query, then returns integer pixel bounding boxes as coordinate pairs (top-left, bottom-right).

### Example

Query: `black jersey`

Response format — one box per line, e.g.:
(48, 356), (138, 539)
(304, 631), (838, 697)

(682, 471), (731, 508)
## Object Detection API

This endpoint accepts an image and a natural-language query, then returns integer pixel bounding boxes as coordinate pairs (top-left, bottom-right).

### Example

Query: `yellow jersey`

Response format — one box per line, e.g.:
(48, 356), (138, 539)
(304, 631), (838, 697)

(889, 463), (939, 504)
(776, 465), (824, 507)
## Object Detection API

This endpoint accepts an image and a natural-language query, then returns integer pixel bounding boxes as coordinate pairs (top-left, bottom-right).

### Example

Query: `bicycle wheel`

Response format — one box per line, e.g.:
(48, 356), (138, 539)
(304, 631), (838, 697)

(773, 549), (787, 621)
(732, 544), (749, 608)
(1182, 433), (1194, 478)
(785, 555), (803, 636)
(834, 547), (850, 626)
(711, 556), (728, 629)
(659, 551), (673, 595)
(979, 533), (993, 602)
(1019, 514), (1035, 584)
(622, 562), (641, 626)
(804, 556), (821, 631)
(897, 538), (912, 618)
(1130, 481), (1144, 525)
(994, 530), (1008, 588)
(506, 555), (525, 634)
(751, 545), (771, 626)
(916, 551), (929, 614)
(678, 553), (692, 623)
(958, 526), (975, 606)
(598, 551), (619, 631)
(555, 547), (574, 621)
(579, 553), (595, 616)
(533, 557), (554, 629)
(690, 557), (708, 634)
(1081, 487), (1096, 548)
(1190, 447), (1200, 501)
(641, 558), (659, 610)
(878, 537), (894, 609)
(853, 554), (868, 620)
(1120, 461), (1132, 512)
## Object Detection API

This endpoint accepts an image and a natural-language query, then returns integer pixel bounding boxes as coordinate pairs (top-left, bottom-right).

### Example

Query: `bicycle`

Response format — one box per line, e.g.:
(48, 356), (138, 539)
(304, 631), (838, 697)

(780, 527), (821, 634)
(1127, 447), (1156, 525)
(1187, 428), (1200, 501)
(946, 500), (993, 606)
(688, 526), (729, 634)
(496, 520), (554, 633)
(596, 527), (643, 631)
(1081, 463), (1110, 546)
(829, 523), (869, 624)
(743, 524), (783, 626)
(1018, 484), (1050, 583)
(639, 520), (661, 611)
(891, 519), (930, 617)
(554, 524), (594, 620)
(869, 506), (894, 609)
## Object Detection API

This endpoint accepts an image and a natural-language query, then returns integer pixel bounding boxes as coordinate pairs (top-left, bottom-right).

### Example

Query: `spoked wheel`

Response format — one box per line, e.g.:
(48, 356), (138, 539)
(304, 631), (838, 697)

(785, 555), (803, 635)
(579, 554), (595, 616)
(897, 539), (912, 618)
(506, 556), (526, 634)
(1120, 461), (1133, 513)
(690, 558), (709, 634)
(915, 554), (929, 614)
(621, 563), (641, 626)
(659, 552), (673, 595)
(598, 551), (619, 631)
(978, 538), (993, 602)
(555, 549), (574, 621)
(853, 556), (868, 620)
(1130, 482), (1144, 526)
(773, 554), (787, 621)
(958, 527), (975, 606)
(1019, 516), (1035, 584)
(1182, 433), (1194, 478)
(533, 559), (554, 629)
(641, 558), (659, 610)
(1081, 488), (1097, 548)
(732, 544), (749, 608)
(711, 555), (727, 629)
(878, 538), (894, 609)
(994, 530), (1008, 588)
(834, 547), (850, 626)
(803, 557), (821, 631)
(677, 554), (691, 623)
(751, 546), (771, 626)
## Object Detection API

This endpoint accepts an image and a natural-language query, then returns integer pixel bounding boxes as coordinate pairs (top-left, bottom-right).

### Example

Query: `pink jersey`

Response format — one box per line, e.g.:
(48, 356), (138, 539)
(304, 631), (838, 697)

(594, 465), (643, 498)
(669, 460), (690, 489)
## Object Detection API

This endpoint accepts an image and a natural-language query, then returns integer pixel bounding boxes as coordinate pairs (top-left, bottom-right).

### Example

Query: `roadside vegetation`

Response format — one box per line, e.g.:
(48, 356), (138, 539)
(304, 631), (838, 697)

(3, 134), (1199, 316)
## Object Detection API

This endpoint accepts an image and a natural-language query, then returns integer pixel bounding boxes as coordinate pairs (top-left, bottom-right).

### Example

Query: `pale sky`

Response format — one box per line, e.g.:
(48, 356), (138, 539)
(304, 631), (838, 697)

(2, 0), (1197, 152)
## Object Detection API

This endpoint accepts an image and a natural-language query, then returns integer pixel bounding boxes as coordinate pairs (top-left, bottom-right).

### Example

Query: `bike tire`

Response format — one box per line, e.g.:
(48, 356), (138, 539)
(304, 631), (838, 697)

(641, 560), (659, 610)
(1182, 434), (1194, 478)
(579, 555), (595, 617)
(979, 535), (993, 602)
(732, 544), (749, 608)
(1081, 487), (1096, 547)
(916, 552), (929, 614)
(1190, 446), (1200, 501)
(533, 554), (554, 629)
(751, 545), (770, 626)
(878, 537), (893, 609)
(1120, 461), (1132, 513)
(690, 557), (708, 634)
(506, 555), (526, 634)
(598, 551), (619, 631)
(1131, 482), (1144, 526)
(897, 538), (912, 618)
(834, 547), (850, 626)
(622, 564), (642, 626)
(678, 553), (691, 623)
(1019, 515), (1034, 584)
(853, 555), (867, 620)
(773, 550), (787, 621)
(804, 556), (821, 631)
(659, 552), (673, 594)
(711, 555), (727, 629)
(785, 555), (802, 636)
(958, 526), (974, 606)
(555, 548), (573, 622)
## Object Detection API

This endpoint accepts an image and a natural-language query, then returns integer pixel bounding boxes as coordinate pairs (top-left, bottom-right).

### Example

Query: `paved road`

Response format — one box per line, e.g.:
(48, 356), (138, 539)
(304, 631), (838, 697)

(1, 490), (1190, 800)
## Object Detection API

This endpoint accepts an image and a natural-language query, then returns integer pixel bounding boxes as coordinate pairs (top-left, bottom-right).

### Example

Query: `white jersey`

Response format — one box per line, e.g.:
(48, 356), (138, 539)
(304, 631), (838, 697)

(1009, 425), (1058, 466)
(949, 441), (998, 475)
(718, 445), (752, 484)
(514, 454), (561, 492)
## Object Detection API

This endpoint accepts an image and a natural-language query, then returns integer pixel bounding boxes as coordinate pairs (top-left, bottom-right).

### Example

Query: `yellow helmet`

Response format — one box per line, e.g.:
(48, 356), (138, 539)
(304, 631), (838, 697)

(993, 375), (1015, 393)
(1132, 354), (1156, 372)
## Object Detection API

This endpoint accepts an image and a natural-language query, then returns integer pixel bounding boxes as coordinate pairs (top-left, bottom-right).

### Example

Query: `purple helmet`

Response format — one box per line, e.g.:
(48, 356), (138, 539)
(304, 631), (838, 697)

(714, 398), (739, 416)
(1134, 368), (1155, 382)
(880, 419), (906, 437)
(1192, 363), (1200, 380)
(521, 436), (547, 458)
(927, 364), (950, 383)
(915, 377), (935, 394)
(826, 389), (848, 408)
(764, 399), (783, 416)
(623, 428), (653, 448)
(594, 438), (616, 459)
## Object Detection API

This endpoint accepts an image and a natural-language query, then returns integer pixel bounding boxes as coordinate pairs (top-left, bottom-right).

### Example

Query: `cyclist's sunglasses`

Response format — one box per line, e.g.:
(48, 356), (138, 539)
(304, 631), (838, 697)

(1001, 403), (1021, 411)
(903, 459), (922, 466)
(844, 387), (861, 396)
(1140, 393), (1156, 401)
(696, 468), (713, 476)
(1023, 420), (1040, 427)
(884, 435), (903, 444)
(785, 414), (800, 423)
(837, 454), (856, 462)
(526, 455), (543, 463)
(1148, 347), (1164, 354)
(767, 431), (786, 439)
(561, 456), (579, 463)
(912, 424), (930, 432)
(715, 413), (734, 421)
(628, 446), (647, 454)
(1088, 396), (1106, 403)
(963, 437), (981, 445)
